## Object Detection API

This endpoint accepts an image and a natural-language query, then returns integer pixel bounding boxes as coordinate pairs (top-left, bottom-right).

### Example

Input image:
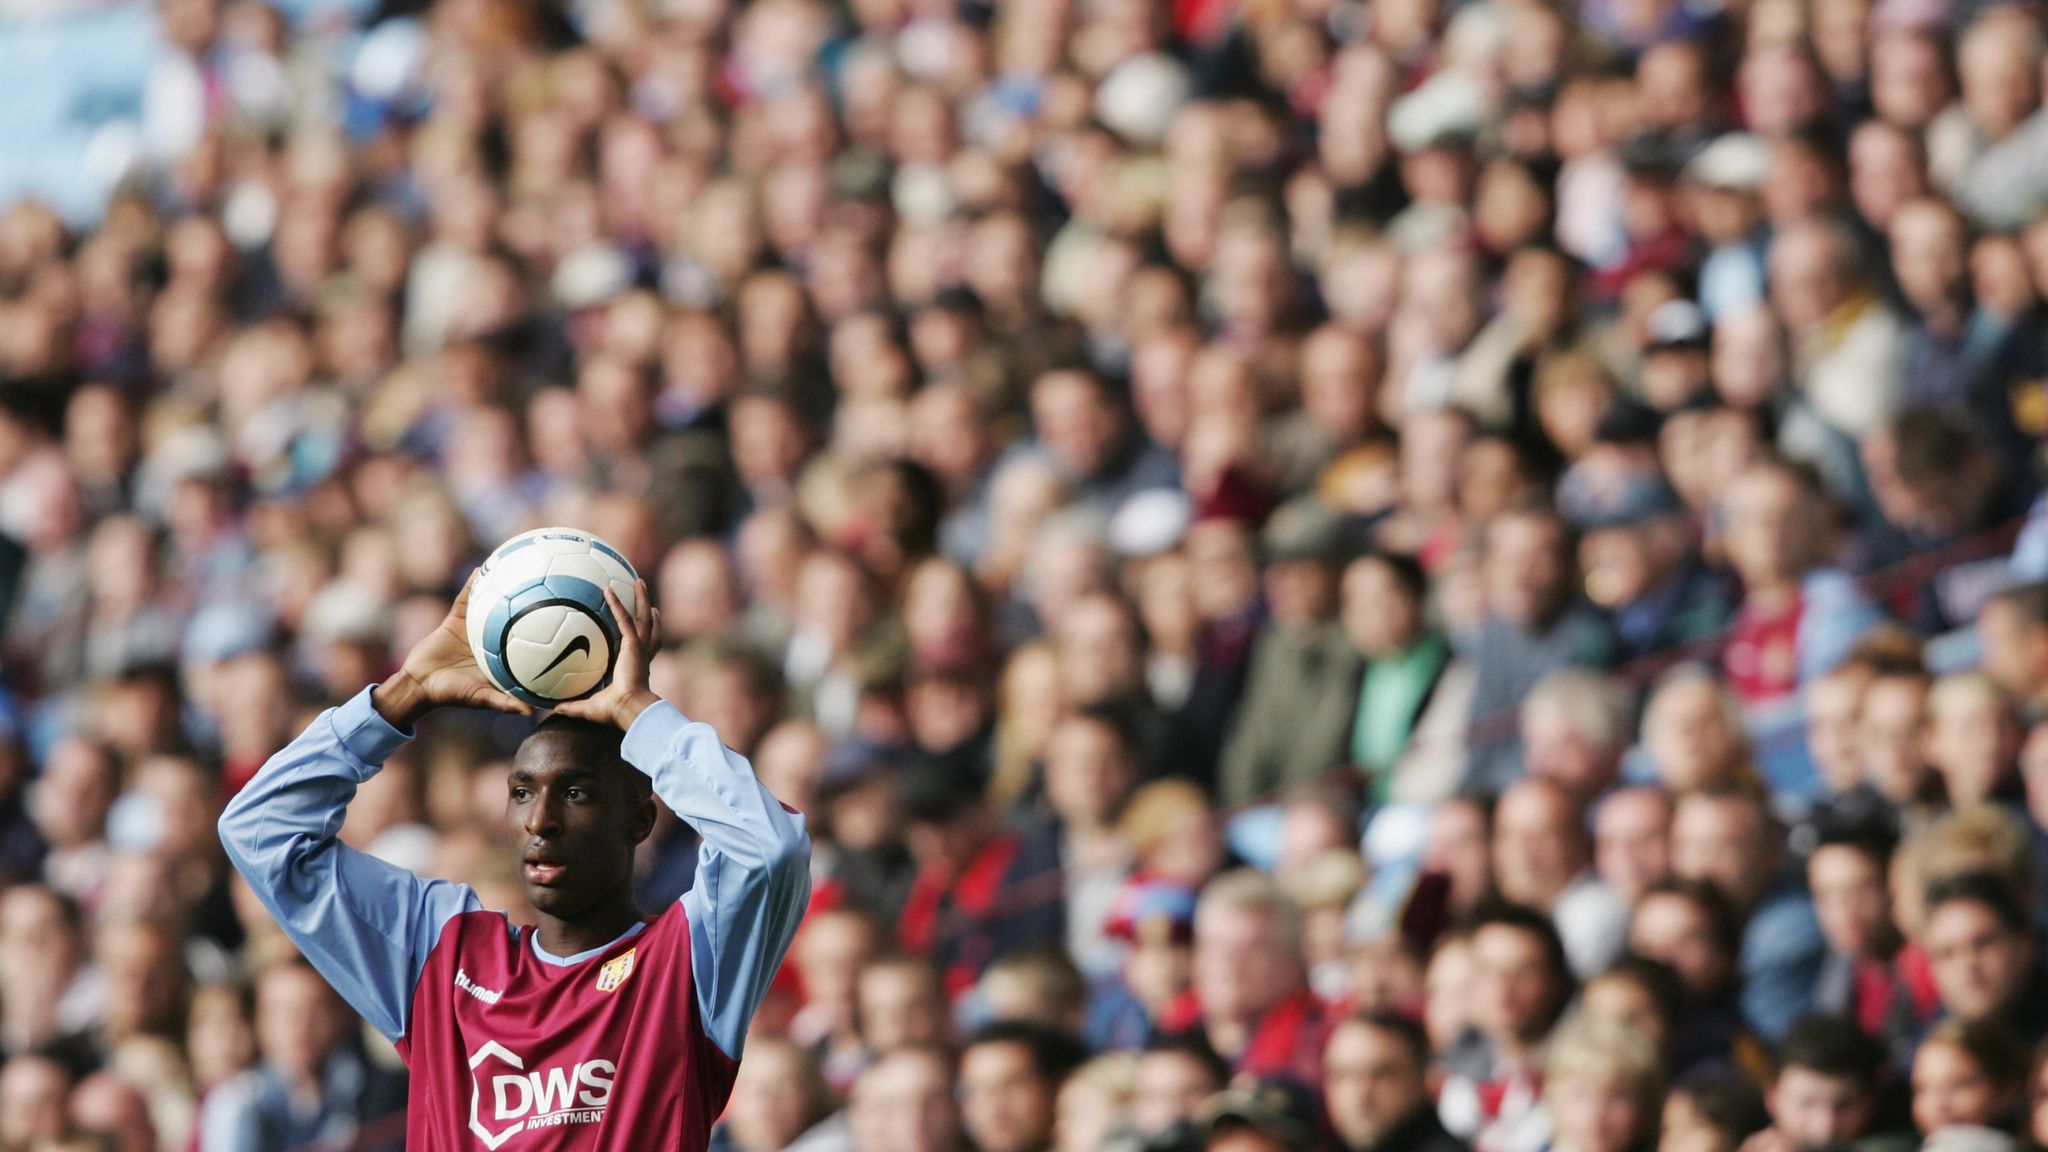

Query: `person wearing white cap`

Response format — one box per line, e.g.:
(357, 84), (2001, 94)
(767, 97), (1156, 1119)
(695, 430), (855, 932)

(1683, 134), (1771, 320)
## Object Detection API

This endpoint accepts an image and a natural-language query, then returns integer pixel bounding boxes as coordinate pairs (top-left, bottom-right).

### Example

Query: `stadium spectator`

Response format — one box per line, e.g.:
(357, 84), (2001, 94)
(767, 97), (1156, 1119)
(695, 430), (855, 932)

(1748, 1015), (1897, 1152)
(957, 1021), (1086, 1152)
(1324, 1012), (1467, 1152)
(1438, 904), (1575, 1152)
(1541, 1015), (1666, 1152)
(1719, 460), (1885, 706)
(1671, 791), (1828, 1041)
(713, 1036), (835, 1152)
(1910, 1019), (2026, 1138)
(1466, 507), (1617, 789)
(1593, 787), (1674, 907)
(1160, 870), (1321, 1083)
(847, 1045), (962, 1152)
(1492, 779), (1628, 978)
(1129, 1033), (1230, 1144)
(193, 962), (403, 1151)
(1921, 873), (2048, 1046)
(1805, 824), (1917, 1058)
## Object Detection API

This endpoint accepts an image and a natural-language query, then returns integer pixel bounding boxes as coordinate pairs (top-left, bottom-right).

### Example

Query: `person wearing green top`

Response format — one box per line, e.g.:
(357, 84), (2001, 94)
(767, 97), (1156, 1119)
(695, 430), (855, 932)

(1351, 632), (1451, 796)
(1341, 552), (1456, 804)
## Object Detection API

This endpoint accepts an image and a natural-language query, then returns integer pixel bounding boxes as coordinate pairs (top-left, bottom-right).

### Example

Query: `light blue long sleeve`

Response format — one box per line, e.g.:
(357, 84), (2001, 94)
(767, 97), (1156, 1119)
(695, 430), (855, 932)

(218, 688), (481, 1042)
(621, 701), (812, 1060)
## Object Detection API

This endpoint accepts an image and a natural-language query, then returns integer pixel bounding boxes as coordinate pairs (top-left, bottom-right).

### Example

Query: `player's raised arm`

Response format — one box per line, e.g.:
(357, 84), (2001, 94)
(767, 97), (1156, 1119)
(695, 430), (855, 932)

(218, 576), (531, 1042)
(553, 586), (813, 1060)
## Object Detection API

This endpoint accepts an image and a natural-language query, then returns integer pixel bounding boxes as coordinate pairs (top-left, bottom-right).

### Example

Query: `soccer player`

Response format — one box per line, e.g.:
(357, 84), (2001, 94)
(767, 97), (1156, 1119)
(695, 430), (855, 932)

(219, 578), (811, 1149)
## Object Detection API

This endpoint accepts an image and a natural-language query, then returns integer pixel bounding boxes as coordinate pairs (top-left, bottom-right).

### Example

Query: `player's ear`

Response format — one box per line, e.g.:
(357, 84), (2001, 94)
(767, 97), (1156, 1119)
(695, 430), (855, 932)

(626, 792), (656, 846)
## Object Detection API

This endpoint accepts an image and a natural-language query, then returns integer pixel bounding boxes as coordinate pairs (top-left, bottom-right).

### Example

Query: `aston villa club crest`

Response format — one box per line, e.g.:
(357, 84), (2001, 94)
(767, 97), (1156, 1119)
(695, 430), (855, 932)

(596, 948), (636, 993)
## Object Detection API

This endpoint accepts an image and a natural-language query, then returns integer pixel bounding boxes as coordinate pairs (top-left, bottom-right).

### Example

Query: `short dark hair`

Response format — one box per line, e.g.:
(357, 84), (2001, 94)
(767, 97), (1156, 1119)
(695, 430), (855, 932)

(1888, 406), (1981, 489)
(528, 714), (650, 801)
(1809, 817), (1897, 872)
(1142, 1030), (1231, 1089)
(1446, 789), (1498, 834)
(1922, 1018), (2028, 1093)
(1774, 1014), (1885, 1088)
(1337, 1010), (1431, 1071)
(899, 761), (983, 825)
(1742, 453), (1825, 502)
(1925, 871), (2030, 935)
(1349, 549), (1429, 603)
(1462, 900), (1576, 1014)
(1593, 954), (1687, 1035)
(1637, 877), (1744, 963)
(1671, 1070), (1770, 1145)
(1060, 702), (1141, 762)
(963, 1019), (1087, 1085)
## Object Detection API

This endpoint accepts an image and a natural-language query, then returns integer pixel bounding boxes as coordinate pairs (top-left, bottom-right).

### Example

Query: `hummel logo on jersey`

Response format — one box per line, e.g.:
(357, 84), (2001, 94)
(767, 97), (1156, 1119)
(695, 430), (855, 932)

(455, 968), (502, 1005)
(467, 1042), (615, 1148)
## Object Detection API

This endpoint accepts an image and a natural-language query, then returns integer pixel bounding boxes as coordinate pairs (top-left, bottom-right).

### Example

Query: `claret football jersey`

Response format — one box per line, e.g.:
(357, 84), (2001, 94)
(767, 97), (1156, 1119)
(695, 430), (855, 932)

(221, 691), (812, 1151)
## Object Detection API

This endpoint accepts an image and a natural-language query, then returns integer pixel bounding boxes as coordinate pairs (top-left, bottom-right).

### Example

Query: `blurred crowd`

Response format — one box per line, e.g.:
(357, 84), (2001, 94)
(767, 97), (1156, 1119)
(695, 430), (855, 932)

(13, 0), (2048, 1148)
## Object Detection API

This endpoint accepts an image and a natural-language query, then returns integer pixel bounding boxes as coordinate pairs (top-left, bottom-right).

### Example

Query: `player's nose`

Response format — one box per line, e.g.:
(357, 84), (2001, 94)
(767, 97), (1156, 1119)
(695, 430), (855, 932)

(522, 794), (565, 837)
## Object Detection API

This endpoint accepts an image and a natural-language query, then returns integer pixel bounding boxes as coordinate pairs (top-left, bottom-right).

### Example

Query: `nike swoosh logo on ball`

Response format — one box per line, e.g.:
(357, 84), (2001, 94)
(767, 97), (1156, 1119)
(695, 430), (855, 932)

(536, 635), (592, 679)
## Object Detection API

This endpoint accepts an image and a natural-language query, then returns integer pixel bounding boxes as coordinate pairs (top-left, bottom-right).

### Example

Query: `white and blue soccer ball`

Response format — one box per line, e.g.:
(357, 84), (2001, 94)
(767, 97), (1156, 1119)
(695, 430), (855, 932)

(466, 527), (642, 707)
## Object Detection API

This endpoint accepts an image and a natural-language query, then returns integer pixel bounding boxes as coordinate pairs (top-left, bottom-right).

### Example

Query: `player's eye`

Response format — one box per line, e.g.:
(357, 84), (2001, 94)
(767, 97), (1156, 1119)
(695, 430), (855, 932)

(511, 787), (531, 802)
(566, 788), (588, 801)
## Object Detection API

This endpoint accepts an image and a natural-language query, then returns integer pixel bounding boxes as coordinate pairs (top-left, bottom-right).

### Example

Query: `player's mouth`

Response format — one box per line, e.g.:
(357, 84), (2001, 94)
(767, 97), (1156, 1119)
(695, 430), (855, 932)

(523, 856), (567, 886)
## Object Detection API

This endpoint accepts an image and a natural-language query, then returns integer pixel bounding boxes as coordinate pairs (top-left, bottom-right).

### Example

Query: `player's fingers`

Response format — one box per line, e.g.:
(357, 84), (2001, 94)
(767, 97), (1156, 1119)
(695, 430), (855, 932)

(634, 580), (654, 645)
(604, 587), (633, 652)
(478, 689), (534, 717)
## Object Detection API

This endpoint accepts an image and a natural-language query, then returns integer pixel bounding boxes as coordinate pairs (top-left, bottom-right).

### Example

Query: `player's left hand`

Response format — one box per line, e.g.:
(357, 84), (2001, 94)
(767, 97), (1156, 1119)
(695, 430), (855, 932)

(550, 579), (662, 732)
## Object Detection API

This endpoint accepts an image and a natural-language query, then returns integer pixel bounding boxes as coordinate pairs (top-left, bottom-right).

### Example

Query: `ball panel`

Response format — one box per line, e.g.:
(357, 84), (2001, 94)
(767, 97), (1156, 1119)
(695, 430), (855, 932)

(490, 545), (557, 590)
(504, 611), (611, 699)
(541, 573), (613, 616)
(543, 552), (612, 588)
(586, 536), (633, 575)
(505, 602), (574, 646)
(608, 578), (639, 621)
(478, 588), (513, 660)
(505, 580), (560, 619)
(482, 649), (536, 706)
(465, 588), (488, 662)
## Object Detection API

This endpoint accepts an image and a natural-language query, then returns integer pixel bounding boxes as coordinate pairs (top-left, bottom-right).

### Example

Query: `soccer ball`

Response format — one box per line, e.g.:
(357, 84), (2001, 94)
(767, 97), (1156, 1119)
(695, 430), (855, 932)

(466, 528), (642, 707)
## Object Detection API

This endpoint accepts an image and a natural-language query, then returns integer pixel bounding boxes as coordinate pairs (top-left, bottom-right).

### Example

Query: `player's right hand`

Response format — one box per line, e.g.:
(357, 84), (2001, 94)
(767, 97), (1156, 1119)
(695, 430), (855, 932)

(372, 573), (533, 729)
(548, 580), (662, 733)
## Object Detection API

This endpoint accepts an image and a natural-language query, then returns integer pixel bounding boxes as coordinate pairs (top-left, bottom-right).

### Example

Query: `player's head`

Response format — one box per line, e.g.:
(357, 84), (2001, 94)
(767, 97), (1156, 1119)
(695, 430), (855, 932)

(510, 715), (656, 920)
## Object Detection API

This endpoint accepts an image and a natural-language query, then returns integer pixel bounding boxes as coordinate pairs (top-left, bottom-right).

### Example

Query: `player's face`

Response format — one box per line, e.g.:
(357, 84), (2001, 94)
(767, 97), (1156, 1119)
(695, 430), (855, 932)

(507, 732), (654, 920)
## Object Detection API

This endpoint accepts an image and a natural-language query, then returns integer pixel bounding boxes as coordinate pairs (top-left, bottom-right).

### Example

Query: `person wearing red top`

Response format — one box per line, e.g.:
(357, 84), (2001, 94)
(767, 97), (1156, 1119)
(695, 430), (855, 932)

(895, 767), (1064, 999)
(1806, 822), (1925, 1063)
(1719, 458), (1883, 705)
(1157, 869), (1325, 1085)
